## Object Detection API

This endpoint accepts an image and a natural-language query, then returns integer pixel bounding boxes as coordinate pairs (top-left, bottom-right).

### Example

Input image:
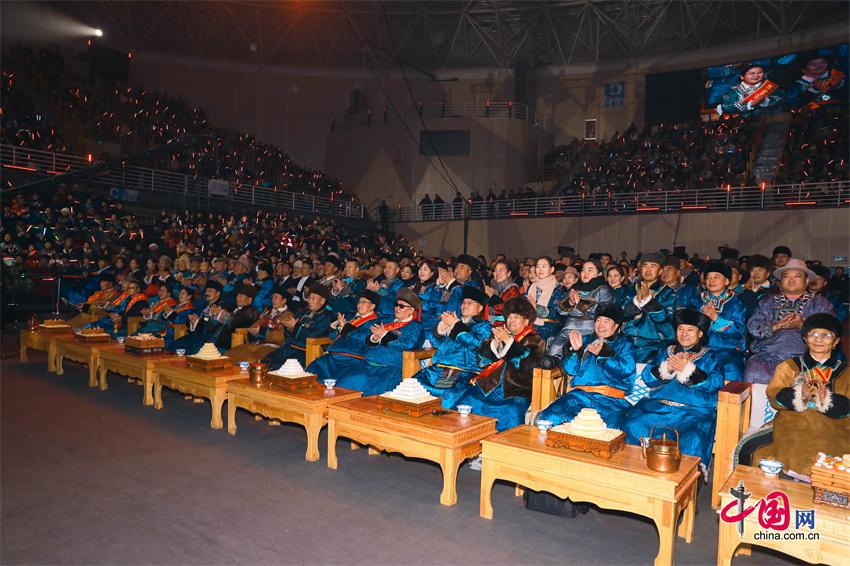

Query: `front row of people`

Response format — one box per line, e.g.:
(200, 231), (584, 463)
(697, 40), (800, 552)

(89, 273), (846, 475)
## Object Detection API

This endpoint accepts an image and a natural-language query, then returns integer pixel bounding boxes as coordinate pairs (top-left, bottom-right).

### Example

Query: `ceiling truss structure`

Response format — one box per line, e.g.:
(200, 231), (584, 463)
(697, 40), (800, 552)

(50, 1), (848, 70)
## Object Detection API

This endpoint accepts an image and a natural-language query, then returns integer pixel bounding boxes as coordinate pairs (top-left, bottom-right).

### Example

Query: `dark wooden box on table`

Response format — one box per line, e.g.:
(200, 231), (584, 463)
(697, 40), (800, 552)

(376, 396), (443, 417)
(544, 429), (627, 459)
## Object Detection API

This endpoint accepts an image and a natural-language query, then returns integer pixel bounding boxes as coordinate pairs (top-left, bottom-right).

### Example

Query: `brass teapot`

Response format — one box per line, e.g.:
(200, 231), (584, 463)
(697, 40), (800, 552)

(249, 362), (268, 385)
(640, 426), (682, 473)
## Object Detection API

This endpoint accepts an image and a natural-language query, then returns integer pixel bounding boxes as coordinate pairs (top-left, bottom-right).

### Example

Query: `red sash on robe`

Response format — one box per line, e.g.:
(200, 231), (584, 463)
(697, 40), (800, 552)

(470, 326), (535, 385)
(741, 80), (778, 105)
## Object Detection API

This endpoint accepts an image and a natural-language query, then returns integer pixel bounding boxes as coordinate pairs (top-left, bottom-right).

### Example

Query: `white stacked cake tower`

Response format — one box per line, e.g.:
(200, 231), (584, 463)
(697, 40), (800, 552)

(553, 408), (622, 441)
(380, 378), (437, 404)
(271, 359), (310, 378)
(192, 343), (223, 360)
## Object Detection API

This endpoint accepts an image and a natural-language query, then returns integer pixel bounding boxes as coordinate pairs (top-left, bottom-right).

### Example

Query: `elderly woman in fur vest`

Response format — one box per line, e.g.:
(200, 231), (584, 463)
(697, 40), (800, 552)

(736, 313), (849, 477)
(453, 297), (546, 431)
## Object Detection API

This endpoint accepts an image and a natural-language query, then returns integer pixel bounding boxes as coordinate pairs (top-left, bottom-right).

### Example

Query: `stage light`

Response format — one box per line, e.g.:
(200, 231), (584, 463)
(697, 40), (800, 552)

(94, 28), (103, 37)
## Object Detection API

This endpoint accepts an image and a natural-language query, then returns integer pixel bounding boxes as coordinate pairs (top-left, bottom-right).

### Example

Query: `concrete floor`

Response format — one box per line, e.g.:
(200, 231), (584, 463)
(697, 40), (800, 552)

(1, 337), (797, 565)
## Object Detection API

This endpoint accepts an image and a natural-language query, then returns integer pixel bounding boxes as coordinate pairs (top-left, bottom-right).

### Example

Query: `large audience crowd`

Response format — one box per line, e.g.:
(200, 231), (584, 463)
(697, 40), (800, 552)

(3, 183), (847, 483)
(1, 45), (352, 201)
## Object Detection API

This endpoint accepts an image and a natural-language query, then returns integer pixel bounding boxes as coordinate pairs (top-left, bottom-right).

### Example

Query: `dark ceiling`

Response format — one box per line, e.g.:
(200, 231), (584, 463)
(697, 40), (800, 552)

(16, 1), (850, 70)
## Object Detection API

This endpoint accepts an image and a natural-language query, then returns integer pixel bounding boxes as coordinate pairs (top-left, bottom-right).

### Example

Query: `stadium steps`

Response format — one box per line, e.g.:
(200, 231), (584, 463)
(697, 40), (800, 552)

(751, 113), (792, 184)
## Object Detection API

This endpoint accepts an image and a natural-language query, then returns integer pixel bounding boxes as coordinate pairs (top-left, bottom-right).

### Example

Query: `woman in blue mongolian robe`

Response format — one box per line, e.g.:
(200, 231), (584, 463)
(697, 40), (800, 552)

(159, 286), (197, 349)
(605, 265), (634, 309)
(351, 288), (423, 395)
(537, 303), (636, 427)
(620, 309), (725, 470)
(414, 286), (492, 408)
(134, 284), (177, 336)
(307, 290), (381, 386)
(411, 260), (439, 341)
(676, 261), (747, 381)
(524, 256), (567, 343)
(454, 297), (545, 431)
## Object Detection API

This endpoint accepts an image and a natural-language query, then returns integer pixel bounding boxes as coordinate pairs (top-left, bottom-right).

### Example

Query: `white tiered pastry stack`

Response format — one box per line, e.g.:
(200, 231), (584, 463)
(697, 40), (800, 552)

(269, 359), (311, 379)
(380, 379), (437, 405)
(191, 343), (224, 360)
(553, 408), (623, 442)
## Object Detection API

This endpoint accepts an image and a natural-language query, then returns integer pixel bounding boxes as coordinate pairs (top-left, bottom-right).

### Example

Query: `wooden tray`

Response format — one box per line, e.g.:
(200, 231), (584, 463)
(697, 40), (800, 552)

(269, 374), (319, 391)
(125, 337), (165, 350)
(124, 344), (165, 356)
(545, 429), (626, 459)
(186, 356), (231, 371)
(75, 333), (112, 343)
(811, 466), (850, 509)
(376, 395), (442, 417)
(38, 324), (73, 333)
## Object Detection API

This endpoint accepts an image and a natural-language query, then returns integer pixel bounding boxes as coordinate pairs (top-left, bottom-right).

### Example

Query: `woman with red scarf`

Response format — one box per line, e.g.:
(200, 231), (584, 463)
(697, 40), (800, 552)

(453, 297), (545, 431)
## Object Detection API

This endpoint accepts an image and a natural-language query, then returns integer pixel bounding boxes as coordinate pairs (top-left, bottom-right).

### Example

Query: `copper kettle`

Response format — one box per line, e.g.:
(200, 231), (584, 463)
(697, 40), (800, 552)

(249, 362), (268, 385)
(640, 426), (681, 473)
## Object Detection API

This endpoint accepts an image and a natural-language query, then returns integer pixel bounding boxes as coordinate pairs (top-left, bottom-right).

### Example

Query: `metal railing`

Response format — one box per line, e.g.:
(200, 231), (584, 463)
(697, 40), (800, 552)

(0, 145), (365, 218)
(333, 100), (549, 131)
(386, 181), (850, 222)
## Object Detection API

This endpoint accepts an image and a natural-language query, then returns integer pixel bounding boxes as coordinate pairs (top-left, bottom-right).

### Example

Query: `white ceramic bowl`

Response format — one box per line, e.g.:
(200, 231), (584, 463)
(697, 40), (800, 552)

(116, 337), (125, 344)
(456, 404), (473, 416)
(239, 362), (250, 371)
(759, 459), (783, 477)
(323, 379), (337, 389)
(537, 419), (554, 433)
(176, 349), (186, 357)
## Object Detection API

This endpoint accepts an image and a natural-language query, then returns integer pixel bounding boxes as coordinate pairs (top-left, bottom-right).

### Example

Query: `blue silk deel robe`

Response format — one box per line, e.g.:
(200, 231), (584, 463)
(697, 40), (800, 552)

(262, 307), (334, 367)
(538, 333), (636, 427)
(307, 313), (379, 386)
(622, 281), (676, 363)
(677, 289), (747, 381)
(414, 317), (492, 408)
(353, 318), (423, 395)
(620, 345), (724, 465)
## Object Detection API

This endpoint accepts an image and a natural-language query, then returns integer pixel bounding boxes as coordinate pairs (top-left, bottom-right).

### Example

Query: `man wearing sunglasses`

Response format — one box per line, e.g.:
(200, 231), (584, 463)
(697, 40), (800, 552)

(351, 288), (424, 396)
(412, 286), (492, 408)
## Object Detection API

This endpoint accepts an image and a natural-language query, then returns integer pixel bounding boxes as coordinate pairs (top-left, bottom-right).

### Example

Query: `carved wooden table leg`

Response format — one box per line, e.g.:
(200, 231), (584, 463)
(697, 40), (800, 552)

(154, 374), (164, 410)
(210, 388), (225, 429)
(327, 418), (339, 470)
(438, 448), (460, 506)
(716, 514), (739, 566)
(47, 340), (57, 373)
(304, 413), (323, 462)
(87, 352), (98, 388)
(227, 393), (238, 435)
(56, 355), (64, 375)
(653, 501), (677, 566)
(479, 457), (496, 520)
(142, 367), (154, 406)
(678, 482), (697, 543)
(99, 362), (108, 391)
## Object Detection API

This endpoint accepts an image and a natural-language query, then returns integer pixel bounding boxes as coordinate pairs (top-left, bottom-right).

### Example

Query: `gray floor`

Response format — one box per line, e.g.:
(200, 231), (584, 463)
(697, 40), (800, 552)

(1, 339), (799, 565)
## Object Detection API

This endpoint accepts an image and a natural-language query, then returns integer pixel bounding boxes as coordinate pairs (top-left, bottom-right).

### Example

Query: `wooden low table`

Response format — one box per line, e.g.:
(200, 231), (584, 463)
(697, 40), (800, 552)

(717, 466), (850, 565)
(153, 359), (244, 429)
(227, 380), (362, 461)
(479, 425), (700, 566)
(327, 396), (497, 506)
(53, 336), (122, 388)
(19, 329), (71, 372)
(98, 349), (179, 406)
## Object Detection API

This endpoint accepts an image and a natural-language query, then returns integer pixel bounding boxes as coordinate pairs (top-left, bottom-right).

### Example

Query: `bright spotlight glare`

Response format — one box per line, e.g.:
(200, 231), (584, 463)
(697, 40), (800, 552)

(94, 28), (103, 37)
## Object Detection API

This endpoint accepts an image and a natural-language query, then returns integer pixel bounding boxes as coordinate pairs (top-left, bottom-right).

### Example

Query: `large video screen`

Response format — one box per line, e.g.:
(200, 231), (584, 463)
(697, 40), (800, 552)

(704, 43), (848, 117)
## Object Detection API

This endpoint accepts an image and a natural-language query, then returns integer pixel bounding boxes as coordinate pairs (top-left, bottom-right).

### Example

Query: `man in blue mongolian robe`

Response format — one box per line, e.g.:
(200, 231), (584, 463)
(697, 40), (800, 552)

(83, 279), (149, 338)
(622, 251), (676, 364)
(307, 289), (381, 386)
(620, 309), (725, 471)
(355, 288), (424, 395)
(169, 280), (231, 354)
(158, 286), (197, 349)
(413, 286), (492, 408)
(372, 257), (405, 318)
(676, 261), (747, 381)
(537, 303), (636, 427)
(423, 261), (463, 343)
(454, 297), (545, 431)
(262, 284), (334, 368)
